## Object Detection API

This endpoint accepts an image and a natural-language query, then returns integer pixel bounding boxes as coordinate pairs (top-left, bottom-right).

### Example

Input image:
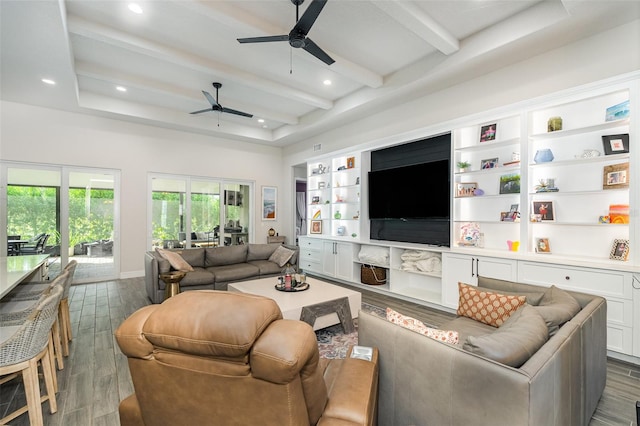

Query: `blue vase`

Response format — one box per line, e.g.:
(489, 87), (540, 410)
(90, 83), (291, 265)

(534, 149), (554, 163)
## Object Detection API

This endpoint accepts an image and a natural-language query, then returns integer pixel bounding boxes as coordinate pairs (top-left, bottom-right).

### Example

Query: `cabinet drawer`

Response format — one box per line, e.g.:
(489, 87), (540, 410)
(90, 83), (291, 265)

(300, 260), (321, 273)
(518, 262), (632, 299)
(300, 249), (321, 260)
(299, 238), (323, 251)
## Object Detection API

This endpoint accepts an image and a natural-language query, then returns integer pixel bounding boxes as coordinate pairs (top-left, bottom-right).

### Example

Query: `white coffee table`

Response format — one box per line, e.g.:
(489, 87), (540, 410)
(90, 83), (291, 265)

(228, 276), (361, 331)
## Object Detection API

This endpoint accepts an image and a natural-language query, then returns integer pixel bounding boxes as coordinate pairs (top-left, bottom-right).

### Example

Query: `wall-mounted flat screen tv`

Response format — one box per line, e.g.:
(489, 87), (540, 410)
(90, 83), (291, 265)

(368, 160), (450, 220)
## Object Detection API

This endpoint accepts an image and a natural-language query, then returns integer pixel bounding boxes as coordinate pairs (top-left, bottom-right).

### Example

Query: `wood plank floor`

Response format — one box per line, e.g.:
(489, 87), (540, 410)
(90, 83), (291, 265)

(1, 277), (638, 425)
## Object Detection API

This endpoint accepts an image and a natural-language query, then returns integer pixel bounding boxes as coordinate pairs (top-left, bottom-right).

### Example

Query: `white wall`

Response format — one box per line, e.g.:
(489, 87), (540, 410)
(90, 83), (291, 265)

(0, 103), (286, 276)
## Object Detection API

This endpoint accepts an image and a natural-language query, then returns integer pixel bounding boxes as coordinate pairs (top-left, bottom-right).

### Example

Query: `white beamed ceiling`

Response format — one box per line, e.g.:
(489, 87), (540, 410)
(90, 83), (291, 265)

(1, 0), (639, 147)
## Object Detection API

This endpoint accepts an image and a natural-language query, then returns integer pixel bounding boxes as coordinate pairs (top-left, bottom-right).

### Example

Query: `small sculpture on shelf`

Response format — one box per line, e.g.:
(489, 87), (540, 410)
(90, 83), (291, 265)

(534, 179), (558, 192)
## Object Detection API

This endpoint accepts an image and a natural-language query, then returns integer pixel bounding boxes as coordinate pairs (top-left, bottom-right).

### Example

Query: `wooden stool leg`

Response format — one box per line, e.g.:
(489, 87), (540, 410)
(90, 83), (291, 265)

(40, 348), (58, 413)
(51, 321), (64, 370)
(62, 298), (72, 341)
(59, 308), (70, 356)
(23, 359), (44, 426)
(48, 336), (58, 392)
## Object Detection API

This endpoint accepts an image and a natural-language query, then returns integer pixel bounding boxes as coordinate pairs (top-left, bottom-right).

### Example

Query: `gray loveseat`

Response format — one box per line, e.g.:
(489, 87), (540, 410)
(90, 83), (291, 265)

(145, 244), (299, 304)
(359, 277), (607, 426)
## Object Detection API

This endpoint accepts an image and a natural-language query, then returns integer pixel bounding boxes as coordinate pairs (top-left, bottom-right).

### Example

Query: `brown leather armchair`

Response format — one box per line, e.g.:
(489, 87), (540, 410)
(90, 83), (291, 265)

(115, 290), (379, 426)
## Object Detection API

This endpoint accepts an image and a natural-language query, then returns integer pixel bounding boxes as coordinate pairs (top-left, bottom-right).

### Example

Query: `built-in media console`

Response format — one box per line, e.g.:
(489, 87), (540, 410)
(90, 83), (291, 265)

(368, 133), (451, 246)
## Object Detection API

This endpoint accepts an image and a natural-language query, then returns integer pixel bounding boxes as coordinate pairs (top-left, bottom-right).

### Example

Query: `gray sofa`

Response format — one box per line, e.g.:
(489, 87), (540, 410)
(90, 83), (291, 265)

(144, 244), (299, 304)
(358, 278), (607, 426)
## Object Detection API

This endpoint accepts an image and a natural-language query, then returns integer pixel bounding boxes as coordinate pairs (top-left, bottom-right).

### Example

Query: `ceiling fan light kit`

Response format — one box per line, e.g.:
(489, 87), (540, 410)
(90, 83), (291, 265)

(237, 0), (335, 66)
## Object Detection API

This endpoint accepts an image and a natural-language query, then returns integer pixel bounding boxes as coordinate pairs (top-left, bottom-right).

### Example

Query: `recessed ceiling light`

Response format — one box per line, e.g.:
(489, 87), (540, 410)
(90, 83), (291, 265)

(116, 86), (127, 92)
(41, 78), (56, 85)
(258, 118), (265, 123)
(128, 3), (143, 14)
(323, 79), (332, 86)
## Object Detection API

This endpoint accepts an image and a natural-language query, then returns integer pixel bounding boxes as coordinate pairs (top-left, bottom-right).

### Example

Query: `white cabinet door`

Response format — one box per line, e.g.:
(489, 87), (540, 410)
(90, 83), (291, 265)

(322, 241), (337, 277)
(335, 242), (354, 282)
(442, 253), (517, 309)
(321, 241), (354, 281)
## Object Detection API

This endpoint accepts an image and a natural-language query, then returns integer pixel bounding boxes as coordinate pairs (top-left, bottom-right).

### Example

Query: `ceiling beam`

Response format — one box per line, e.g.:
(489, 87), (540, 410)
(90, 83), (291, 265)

(372, 1), (459, 55)
(175, 0), (383, 88)
(66, 15), (333, 110)
(74, 61), (299, 125)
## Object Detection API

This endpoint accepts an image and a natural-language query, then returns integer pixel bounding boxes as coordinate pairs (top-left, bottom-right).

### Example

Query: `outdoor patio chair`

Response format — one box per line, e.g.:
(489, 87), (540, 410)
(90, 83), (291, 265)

(20, 234), (49, 255)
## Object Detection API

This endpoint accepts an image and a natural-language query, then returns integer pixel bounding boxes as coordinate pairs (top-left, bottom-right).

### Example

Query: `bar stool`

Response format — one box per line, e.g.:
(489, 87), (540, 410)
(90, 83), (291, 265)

(0, 284), (63, 425)
(1, 271), (69, 371)
(58, 260), (77, 356)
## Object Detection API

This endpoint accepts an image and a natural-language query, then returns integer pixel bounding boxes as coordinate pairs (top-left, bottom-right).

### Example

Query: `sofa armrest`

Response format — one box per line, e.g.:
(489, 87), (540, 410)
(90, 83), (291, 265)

(319, 347), (379, 426)
(144, 251), (162, 304)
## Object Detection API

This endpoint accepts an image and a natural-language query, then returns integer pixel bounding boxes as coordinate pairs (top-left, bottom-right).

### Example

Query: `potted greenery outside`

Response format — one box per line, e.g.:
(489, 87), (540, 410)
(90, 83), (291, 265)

(457, 161), (471, 173)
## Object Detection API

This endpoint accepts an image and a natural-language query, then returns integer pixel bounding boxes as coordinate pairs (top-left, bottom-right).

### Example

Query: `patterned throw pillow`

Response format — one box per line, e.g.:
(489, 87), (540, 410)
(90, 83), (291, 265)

(156, 248), (194, 272)
(457, 282), (526, 327)
(386, 308), (459, 344)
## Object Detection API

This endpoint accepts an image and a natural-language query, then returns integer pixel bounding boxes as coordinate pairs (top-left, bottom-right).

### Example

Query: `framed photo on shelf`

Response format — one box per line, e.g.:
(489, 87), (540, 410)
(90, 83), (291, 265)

(311, 195), (321, 204)
(535, 238), (551, 253)
(603, 162), (629, 190)
(261, 186), (277, 220)
(481, 157), (499, 169)
(499, 173), (520, 194)
(346, 156), (355, 168)
(479, 123), (497, 142)
(609, 239), (629, 261)
(531, 201), (555, 221)
(456, 182), (478, 197)
(602, 134), (629, 155)
(310, 220), (322, 234)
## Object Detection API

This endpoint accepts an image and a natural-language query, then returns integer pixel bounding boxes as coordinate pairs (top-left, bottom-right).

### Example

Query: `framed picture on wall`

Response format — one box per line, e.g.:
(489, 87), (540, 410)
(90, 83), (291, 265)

(261, 186), (277, 220)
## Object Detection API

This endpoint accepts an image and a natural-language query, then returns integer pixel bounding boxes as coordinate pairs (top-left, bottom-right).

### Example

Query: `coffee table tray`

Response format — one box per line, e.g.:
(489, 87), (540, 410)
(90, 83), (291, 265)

(275, 283), (310, 292)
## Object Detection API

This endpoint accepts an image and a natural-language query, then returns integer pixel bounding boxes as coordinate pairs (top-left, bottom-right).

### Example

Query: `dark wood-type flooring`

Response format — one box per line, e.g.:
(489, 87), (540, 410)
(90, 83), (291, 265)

(1, 277), (638, 425)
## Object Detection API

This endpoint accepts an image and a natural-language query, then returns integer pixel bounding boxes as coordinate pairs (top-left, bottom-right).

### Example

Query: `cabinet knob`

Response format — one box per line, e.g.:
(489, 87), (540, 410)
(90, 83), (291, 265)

(565, 276), (570, 280)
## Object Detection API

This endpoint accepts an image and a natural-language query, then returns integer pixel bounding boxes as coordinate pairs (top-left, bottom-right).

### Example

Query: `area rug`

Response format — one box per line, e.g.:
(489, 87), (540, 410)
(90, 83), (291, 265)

(315, 302), (386, 359)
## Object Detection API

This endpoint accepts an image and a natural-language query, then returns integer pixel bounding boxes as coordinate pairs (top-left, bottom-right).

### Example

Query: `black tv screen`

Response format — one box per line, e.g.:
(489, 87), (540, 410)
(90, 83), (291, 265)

(368, 160), (450, 220)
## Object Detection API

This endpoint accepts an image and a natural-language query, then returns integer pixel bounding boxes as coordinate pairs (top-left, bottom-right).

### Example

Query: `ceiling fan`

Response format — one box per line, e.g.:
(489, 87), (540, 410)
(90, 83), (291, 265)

(237, 0), (334, 66)
(190, 82), (253, 118)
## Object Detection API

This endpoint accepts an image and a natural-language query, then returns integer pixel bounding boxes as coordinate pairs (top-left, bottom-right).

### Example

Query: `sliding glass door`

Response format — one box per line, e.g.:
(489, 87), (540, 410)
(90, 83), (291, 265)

(149, 174), (253, 249)
(2, 163), (119, 283)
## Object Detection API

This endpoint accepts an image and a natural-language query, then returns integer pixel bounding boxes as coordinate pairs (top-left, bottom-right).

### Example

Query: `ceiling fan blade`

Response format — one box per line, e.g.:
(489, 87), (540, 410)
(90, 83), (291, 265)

(237, 35), (289, 44)
(202, 90), (220, 108)
(222, 107), (253, 118)
(303, 38), (334, 65)
(190, 108), (212, 115)
(294, 0), (328, 35)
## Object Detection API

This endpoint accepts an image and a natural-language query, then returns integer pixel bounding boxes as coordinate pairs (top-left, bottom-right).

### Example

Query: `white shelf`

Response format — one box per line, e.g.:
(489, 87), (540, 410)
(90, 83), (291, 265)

(529, 153), (629, 168)
(456, 137), (520, 152)
(529, 118), (629, 140)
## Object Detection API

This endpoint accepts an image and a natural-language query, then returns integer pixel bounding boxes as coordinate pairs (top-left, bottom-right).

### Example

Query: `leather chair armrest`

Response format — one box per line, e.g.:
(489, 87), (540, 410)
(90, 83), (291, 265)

(319, 347), (379, 426)
(119, 394), (146, 426)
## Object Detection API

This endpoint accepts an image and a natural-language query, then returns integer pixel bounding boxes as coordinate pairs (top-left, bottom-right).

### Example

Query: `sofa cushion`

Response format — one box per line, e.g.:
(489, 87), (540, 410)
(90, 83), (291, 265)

(248, 260), (282, 276)
(205, 245), (248, 267)
(207, 263), (260, 283)
(386, 308), (459, 344)
(477, 276), (545, 305)
(463, 305), (549, 368)
(457, 282), (526, 327)
(178, 248), (205, 268)
(247, 244), (279, 261)
(152, 250), (171, 274)
(179, 268), (215, 287)
(156, 248), (194, 272)
(533, 285), (581, 336)
(268, 245), (295, 267)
